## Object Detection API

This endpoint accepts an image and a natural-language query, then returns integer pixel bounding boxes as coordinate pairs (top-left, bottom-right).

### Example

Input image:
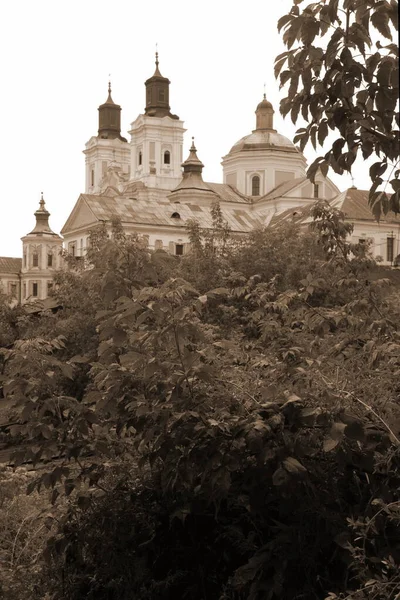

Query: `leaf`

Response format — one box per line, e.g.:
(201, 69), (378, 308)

(330, 422), (346, 440)
(272, 466), (289, 486)
(323, 437), (339, 452)
(371, 9), (392, 40)
(283, 456), (307, 476)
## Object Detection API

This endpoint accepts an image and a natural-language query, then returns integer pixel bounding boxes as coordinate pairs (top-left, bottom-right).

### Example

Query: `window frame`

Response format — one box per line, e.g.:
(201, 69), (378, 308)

(251, 175), (260, 196)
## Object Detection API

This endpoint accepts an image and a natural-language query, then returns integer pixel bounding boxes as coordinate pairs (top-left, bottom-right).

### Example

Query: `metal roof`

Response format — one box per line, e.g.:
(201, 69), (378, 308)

(0, 257), (22, 274)
(80, 194), (262, 233)
(331, 189), (400, 223)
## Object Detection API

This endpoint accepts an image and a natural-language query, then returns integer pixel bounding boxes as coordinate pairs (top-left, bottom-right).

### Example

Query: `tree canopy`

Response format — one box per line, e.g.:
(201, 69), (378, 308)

(1, 208), (400, 600)
(276, 0), (399, 219)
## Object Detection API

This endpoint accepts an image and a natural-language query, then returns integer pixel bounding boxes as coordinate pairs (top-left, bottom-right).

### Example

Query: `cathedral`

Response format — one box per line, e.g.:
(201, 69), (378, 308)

(1, 54), (399, 303)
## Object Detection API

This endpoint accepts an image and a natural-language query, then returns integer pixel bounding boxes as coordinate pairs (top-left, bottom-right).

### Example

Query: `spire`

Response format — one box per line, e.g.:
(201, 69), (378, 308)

(255, 93), (275, 131)
(98, 81), (127, 140)
(154, 50), (162, 77)
(28, 193), (57, 235)
(105, 79), (114, 104)
(144, 53), (179, 119)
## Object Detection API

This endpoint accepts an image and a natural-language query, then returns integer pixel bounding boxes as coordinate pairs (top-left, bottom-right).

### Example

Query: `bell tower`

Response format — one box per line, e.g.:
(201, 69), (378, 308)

(83, 83), (130, 194)
(128, 53), (186, 191)
(20, 194), (63, 303)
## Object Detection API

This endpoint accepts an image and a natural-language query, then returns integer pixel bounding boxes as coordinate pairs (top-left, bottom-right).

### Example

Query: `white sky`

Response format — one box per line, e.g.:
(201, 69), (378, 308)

(0, 0), (365, 258)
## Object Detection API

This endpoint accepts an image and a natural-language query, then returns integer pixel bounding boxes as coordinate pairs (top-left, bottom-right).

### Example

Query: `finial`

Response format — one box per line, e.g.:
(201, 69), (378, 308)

(39, 192), (45, 210)
(155, 43), (159, 67)
(190, 136), (196, 151)
(263, 82), (266, 100)
(108, 76), (111, 94)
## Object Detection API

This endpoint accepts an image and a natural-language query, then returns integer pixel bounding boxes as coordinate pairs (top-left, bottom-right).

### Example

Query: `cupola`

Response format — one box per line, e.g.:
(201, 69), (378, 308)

(173, 138), (211, 191)
(144, 53), (179, 119)
(255, 94), (275, 131)
(98, 82), (127, 141)
(28, 193), (58, 235)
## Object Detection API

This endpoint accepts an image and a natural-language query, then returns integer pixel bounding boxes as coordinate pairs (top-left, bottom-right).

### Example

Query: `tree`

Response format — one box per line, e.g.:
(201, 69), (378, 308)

(276, 0), (399, 218)
(2, 208), (400, 599)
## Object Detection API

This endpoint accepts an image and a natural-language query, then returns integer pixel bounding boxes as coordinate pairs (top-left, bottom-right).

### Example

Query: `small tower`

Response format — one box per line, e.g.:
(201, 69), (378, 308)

(129, 53), (186, 190)
(255, 94), (276, 131)
(83, 82), (130, 194)
(98, 82), (126, 140)
(174, 137), (210, 190)
(169, 138), (217, 207)
(20, 194), (63, 303)
(144, 52), (177, 119)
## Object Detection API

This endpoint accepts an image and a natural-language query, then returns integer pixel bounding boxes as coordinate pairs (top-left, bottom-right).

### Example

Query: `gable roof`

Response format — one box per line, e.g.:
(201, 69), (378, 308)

(62, 194), (263, 234)
(331, 188), (400, 223)
(257, 177), (308, 203)
(205, 183), (251, 203)
(0, 257), (22, 274)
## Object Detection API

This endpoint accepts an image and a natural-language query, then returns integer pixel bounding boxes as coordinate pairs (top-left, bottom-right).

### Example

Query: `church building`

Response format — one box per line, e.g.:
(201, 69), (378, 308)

(1, 54), (399, 303)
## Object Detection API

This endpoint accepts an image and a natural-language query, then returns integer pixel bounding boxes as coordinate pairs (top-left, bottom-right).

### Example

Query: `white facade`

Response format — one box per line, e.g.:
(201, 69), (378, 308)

(84, 137), (130, 194)
(20, 197), (63, 303)
(129, 114), (185, 190)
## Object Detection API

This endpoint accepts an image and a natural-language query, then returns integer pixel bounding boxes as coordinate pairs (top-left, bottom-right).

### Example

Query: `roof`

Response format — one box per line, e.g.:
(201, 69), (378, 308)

(205, 183), (250, 203)
(331, 188), (400, 223)
(0, 257), (22, 274)
(227, 130), (299, 155)
(66, 194), (262, 234)
(268, 204), (312, 228)
(257, 177), (308, 203)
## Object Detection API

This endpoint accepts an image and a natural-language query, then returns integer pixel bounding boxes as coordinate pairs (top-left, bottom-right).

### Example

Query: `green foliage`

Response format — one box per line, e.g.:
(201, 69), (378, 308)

(1, 206), (400, 599)
(0, 467), (52, 600)
(276, 0), (399, 218)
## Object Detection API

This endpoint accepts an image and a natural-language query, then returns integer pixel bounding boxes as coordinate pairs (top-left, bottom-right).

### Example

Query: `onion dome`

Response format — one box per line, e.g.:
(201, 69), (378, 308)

(98, 82), (127, 141)
(144, 52), (179, 119)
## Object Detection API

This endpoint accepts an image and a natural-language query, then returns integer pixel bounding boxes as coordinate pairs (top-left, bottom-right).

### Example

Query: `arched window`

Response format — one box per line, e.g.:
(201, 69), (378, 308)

(32, 252), (39, 267)
(171, 212), (181, 219)
(164, 150), (171, 165)
(252, 175), (260, 196)
(138, 151), (142, 166)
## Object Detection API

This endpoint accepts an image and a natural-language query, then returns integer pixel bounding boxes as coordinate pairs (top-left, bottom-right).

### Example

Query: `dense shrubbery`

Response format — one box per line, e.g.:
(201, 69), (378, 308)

(0, 202), (399, 599)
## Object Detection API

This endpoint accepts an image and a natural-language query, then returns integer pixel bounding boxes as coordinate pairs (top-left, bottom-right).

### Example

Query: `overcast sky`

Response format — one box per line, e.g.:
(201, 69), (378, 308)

(1, 0), (364, 257)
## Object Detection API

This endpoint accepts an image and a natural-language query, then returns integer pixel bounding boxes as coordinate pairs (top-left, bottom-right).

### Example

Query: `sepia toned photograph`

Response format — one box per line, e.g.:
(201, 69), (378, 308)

(0, 1), (399, 598)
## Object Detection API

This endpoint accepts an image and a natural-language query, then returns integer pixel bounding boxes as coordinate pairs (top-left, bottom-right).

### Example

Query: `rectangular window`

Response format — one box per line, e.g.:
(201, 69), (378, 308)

(23, 283), (26, 299)
(91, 168), (95, 187)
(32, 253), (39, 267)
(47, 281), (53, 294)
(47, 253), (53, 267)
(32, 282), (38, 297)
(175, 244), (184, 256)
(68, 242), (76, 257)
(313, 184), (319, 198)
(23, 254), (27, 267)
(155, 239), (163, 250)
(10, 283), (17, 297)
(387, 237), (394, 263)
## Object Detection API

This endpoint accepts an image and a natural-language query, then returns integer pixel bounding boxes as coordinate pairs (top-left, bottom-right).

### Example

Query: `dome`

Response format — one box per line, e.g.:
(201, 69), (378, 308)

(256, 97), (273, 111)
(228, 130), (299, 155)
